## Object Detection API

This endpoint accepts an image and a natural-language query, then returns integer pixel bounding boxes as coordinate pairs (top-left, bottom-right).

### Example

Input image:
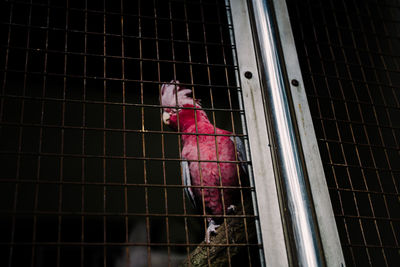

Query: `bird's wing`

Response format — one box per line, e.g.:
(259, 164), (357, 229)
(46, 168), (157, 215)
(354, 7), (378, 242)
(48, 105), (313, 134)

(230, 136), (248, 175)
(181, 159), (197, 208)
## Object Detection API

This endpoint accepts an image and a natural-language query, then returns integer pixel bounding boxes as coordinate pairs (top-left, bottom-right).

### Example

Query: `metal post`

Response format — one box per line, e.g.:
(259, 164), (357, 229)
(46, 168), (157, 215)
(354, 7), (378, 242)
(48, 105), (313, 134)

(248, 0), (324, 266)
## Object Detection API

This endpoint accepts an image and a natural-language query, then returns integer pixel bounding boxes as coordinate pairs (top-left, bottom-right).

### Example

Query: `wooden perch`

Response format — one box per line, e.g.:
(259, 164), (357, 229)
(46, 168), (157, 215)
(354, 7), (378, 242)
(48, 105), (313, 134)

(179, 201), (257, 267)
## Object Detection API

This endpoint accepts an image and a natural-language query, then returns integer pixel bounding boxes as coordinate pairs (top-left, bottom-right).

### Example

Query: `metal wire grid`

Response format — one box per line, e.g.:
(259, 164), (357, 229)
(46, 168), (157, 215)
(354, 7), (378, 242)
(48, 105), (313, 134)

(286, 0), (400, 266)
(0, 0), (261, 266)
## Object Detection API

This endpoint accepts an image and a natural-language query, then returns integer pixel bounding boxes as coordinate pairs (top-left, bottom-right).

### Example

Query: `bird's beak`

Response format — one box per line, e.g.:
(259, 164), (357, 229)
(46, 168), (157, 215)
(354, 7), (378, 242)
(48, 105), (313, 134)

(163, 112), (170, 125)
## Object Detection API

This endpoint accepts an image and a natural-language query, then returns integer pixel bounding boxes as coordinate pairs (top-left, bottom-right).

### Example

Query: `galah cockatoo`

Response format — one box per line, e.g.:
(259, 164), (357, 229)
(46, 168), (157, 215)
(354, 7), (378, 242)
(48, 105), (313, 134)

(161, 80), (247, 242)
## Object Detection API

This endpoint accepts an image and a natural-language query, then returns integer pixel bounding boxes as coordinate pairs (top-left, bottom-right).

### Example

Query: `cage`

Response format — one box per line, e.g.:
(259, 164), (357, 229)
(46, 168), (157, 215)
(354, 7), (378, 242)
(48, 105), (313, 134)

(0, 0), (263, 266)
(2, 0), (399, 266)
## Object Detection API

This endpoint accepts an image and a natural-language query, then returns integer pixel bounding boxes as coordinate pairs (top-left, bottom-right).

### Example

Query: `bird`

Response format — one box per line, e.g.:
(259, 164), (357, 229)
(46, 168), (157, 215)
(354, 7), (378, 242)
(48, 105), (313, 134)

(160, 80), (247, 243)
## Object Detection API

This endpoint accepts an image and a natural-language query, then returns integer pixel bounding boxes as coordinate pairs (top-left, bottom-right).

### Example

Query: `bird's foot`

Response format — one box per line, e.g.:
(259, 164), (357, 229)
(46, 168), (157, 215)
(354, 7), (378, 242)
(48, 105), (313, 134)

(227, 205), (236, 214)
(205, 219), (220, 243)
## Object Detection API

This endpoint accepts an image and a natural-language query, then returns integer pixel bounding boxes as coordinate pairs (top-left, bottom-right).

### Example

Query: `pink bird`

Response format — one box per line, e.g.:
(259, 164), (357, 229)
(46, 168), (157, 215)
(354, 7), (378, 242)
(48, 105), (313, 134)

(161, 80), (247, 242)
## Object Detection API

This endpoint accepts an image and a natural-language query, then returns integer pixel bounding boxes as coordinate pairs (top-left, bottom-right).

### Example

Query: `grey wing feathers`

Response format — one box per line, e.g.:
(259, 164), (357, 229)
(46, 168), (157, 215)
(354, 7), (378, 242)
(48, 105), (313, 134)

(230, 136), (248, 175)
(181, 160), (197, 208)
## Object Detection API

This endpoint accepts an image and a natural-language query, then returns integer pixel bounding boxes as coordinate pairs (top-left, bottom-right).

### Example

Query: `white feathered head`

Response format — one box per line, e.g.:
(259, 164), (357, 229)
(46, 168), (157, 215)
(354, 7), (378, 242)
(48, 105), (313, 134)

(160, 80), (200, 108)
(160, 80), (202, 126)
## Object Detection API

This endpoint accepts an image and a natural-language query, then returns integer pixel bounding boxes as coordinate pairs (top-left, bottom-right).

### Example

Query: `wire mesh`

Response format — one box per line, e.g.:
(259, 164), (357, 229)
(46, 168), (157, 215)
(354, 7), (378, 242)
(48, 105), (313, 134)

(287, 0), (400, 266)
(0, 0), (262, 266)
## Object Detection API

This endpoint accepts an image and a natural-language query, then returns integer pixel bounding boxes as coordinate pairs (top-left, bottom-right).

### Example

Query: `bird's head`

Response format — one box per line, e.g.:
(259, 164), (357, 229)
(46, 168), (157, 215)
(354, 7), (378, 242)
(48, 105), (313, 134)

(161, 80), (202, 129)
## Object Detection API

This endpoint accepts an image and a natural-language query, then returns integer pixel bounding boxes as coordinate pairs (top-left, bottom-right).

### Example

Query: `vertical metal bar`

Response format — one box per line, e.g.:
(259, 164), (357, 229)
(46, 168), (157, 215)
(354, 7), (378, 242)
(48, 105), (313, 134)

(181, 2), (212, 265)
(4, 2), (15, 267)
(0, 2), (13, 124)
(153, 0), (172, 265)
(269, 0), (346, 263)
(18, 2), (35, 267)
(81, 1), (88, 266)
(57, 1), (69, 265)
(120, 1), (130, 266)
(227, 0), (286, 266)
(247, 0), (324, 266)
(167, 2), (191, 264)
(137, 1), (152, 265)
(102, 1), (107, 266)
(36, 0), (51, 260)
(198, 1), (233, 265)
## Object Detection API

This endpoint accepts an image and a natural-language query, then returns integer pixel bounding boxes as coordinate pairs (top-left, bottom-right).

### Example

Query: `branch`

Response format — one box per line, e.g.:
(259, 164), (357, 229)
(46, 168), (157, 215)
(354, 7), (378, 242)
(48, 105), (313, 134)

(179, 201), (257, 267)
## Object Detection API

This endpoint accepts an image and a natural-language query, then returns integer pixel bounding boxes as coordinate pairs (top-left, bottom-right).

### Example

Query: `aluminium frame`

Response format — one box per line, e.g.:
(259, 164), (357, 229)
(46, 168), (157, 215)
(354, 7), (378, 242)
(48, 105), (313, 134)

(228, 0), (345, 266)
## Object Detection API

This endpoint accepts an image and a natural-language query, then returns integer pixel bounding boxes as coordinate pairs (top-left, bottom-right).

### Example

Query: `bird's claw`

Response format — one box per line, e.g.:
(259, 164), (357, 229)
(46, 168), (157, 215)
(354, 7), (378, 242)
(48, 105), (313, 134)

(227, 205), (236, 214)
(205, 220), (220, 243)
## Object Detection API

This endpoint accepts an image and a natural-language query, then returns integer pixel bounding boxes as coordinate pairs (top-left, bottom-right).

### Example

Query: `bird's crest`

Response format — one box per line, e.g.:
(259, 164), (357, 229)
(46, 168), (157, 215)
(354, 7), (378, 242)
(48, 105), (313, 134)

(161, 80), (200, 109)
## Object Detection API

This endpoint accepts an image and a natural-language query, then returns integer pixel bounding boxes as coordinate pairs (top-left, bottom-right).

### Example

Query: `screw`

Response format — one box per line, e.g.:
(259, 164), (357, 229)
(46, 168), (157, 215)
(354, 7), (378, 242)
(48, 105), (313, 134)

(244, 71), (252, 79)
(291, 79), (299, 86)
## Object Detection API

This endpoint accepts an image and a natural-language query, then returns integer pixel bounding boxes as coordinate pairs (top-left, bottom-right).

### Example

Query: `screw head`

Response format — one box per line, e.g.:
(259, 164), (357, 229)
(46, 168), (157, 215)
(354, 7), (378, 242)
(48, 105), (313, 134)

(291, 79), (299, 86)
(244, 71), (252, 79)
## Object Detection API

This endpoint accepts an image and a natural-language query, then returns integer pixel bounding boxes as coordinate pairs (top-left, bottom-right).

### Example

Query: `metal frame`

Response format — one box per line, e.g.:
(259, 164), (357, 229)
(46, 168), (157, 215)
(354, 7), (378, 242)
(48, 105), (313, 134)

(270, 0), (345, 266)
(247, 0), (325, 265)
(229, 0), (345, 266)
(229, 0), (289, 266)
